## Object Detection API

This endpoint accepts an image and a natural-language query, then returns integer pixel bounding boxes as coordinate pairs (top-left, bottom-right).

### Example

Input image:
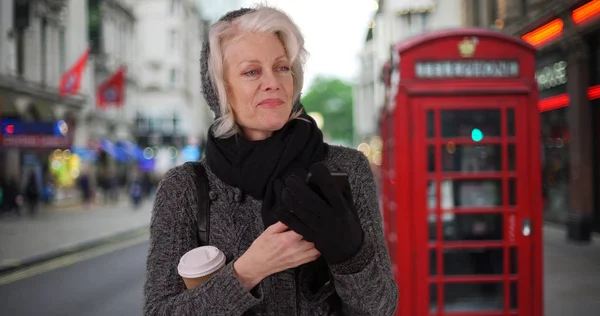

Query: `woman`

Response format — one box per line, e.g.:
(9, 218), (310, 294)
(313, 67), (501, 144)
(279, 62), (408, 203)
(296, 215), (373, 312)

(144, 5), (398, 316)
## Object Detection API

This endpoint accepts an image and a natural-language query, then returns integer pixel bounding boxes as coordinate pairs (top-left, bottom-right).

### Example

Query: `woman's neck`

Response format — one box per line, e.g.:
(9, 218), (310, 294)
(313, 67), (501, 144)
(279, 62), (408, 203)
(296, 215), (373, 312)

(241, 128), (273, 141)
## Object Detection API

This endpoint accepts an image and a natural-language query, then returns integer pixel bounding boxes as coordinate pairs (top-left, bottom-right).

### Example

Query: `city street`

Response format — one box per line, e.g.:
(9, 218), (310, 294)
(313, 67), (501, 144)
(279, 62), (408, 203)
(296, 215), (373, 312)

(0, 239), (148, 316)
(0, 222), (596, 315)
(0, 198), (152, 273)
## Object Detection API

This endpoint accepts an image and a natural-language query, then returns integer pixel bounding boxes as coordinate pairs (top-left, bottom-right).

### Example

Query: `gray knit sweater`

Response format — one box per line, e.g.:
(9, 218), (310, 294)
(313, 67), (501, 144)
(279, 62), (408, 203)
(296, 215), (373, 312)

(143, 145), (399, 315)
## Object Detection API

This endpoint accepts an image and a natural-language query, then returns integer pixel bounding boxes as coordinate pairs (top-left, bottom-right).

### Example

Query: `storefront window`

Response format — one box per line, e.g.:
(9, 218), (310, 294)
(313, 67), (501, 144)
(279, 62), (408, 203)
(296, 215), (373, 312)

(541, 107), (569, 223)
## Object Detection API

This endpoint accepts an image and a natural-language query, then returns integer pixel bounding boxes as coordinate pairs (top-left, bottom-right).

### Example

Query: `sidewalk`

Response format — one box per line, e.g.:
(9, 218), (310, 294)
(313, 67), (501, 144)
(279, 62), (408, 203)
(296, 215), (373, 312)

(544, 224), (600, 316)
(0, 198), (153, 273)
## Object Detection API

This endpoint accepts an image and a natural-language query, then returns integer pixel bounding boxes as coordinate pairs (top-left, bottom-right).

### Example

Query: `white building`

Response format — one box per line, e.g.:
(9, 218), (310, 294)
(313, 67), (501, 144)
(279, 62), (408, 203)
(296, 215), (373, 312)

(0, 0), (88, 193)
(135, 0), (211, 174)
(354, 0), (465, 145)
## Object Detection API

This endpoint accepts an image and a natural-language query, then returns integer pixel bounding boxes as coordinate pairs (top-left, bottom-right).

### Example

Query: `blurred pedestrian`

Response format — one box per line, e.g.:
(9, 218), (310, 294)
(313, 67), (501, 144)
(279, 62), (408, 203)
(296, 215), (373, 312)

(98, 170), (110, 205)
(142, 172), (152, 200)
(0, 179), (5, 216)
(108, 169), (119, 203)
(4, 176), (21, 217)
(144, 5), (398, 315)
(130, 174), (143, 209)
(23, 171), (40, 217)
(78, 171), (92, 208)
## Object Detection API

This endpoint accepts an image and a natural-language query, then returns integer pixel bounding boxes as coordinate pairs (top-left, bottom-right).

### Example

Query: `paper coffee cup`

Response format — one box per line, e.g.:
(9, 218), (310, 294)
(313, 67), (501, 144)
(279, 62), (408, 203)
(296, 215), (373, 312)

(177, 246), (226, 289)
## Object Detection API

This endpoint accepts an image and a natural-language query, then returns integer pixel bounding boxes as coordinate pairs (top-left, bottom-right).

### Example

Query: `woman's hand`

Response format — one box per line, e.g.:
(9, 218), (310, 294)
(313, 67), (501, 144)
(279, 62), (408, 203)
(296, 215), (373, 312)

(276, 163), (364, 265)
(233, 221), (320, 291)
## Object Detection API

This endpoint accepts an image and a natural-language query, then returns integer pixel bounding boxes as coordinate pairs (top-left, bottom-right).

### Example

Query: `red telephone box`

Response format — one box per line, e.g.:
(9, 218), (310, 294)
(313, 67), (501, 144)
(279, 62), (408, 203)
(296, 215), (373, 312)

(380, 29), (543, 316)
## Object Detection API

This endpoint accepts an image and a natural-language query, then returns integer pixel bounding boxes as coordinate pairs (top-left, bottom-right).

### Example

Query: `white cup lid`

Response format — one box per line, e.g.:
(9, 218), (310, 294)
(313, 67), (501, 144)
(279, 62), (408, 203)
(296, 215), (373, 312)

(177, 246), (225, 278)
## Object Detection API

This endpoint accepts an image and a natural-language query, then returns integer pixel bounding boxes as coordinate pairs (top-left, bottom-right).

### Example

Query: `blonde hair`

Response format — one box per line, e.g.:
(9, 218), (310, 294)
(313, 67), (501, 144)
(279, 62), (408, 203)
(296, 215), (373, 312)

(207, 5), (308, 138)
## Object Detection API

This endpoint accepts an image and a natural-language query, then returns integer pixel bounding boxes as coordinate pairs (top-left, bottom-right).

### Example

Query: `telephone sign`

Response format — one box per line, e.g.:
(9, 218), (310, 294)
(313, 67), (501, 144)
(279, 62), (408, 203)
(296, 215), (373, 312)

(415, 60), (520, 78)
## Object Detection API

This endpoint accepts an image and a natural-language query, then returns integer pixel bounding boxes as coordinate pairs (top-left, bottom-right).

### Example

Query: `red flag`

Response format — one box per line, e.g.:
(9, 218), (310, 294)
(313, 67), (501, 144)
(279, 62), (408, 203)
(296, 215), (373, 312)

(59, 48), (90, 96)
(96, 66), (126, 108)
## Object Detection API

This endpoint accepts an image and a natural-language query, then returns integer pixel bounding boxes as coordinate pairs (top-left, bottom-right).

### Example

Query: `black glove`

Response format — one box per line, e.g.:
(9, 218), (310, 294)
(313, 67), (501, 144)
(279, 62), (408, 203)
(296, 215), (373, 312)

(276, 163), (364, 264)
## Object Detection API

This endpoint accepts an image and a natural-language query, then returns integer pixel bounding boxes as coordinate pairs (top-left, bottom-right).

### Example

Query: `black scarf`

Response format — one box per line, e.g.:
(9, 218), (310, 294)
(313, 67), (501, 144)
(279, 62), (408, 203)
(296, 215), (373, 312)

(206, 112), (328, 227)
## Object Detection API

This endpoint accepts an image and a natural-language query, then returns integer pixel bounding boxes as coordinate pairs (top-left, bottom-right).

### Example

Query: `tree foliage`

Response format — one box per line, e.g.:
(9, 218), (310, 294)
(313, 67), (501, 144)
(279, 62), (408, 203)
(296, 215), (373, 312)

(301, 76), (354, 145)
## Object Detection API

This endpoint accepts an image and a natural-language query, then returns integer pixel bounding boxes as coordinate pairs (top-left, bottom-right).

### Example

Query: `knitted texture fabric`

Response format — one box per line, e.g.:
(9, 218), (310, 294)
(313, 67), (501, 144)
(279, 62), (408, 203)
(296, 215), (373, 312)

(143, 146), (399, 315)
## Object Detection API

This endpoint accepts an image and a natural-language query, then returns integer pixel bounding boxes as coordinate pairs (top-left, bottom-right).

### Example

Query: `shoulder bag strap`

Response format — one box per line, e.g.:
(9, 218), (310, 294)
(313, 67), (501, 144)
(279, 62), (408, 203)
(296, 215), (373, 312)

(192, 162), (210, 245)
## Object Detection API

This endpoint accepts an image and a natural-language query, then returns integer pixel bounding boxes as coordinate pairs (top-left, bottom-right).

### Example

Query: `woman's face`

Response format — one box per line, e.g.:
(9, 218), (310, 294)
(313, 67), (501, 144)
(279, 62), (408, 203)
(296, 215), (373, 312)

(223, 32), (294, 141)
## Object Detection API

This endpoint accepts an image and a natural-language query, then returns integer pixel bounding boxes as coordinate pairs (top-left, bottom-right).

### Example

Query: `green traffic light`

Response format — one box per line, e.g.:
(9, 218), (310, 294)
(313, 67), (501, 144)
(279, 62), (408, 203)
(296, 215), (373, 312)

(471, 128), (483, 142)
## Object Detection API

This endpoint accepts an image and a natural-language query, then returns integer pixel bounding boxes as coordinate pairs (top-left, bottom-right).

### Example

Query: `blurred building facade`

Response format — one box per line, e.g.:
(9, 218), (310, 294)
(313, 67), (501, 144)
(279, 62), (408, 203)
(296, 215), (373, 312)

(63, 0), (140, 203)
(0, 0), (213, 205)
(134, 0), (210, 174)
(84, 0), (137, 145)
(464, 0), (600, 240)
(196, 0), (244, 23)
(0, 0), (89, 200)
(354, 0), (465, 148)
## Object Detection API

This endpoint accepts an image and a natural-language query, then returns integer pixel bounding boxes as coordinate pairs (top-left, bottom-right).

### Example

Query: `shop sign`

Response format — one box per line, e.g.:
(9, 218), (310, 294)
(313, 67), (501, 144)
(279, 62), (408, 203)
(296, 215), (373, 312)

(415, 60), (520, 79)
(536, 50), (567, 99)
(535, 60), (567, 92)
(1, 135), (71, 148)
(1, 118), (68, 137)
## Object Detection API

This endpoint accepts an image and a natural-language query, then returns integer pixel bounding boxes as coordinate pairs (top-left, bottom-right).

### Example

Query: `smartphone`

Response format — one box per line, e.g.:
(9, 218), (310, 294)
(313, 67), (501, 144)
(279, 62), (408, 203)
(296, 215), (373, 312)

(306, 172), (349, 192)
